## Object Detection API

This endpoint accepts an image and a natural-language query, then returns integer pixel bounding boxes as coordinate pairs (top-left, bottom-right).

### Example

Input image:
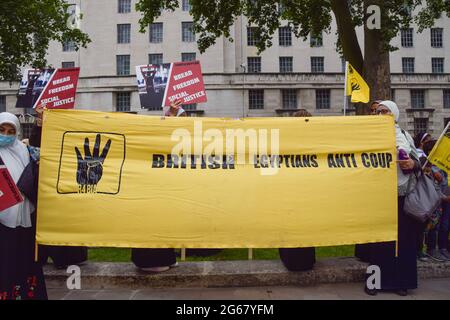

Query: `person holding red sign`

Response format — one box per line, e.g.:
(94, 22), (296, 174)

(0, 112), (47, 300)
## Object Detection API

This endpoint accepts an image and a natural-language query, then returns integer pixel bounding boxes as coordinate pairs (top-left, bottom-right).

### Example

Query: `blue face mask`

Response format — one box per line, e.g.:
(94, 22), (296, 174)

(0, 134), (16, 147)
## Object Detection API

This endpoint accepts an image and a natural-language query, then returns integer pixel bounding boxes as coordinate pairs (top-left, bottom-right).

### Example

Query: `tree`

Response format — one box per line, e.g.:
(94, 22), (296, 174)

(136, 0), (449, 114)
(0, 0), (90, 82)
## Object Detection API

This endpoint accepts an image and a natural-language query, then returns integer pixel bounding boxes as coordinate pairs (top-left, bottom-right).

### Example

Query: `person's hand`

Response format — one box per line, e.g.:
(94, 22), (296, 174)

(397, 158), (415, 170)
(433, 172), (443, 183)
(75, 134), (112, 186)
(168, 99), (183, 115)
(22, 139), (30, 146)
(35, 103), (47, 127)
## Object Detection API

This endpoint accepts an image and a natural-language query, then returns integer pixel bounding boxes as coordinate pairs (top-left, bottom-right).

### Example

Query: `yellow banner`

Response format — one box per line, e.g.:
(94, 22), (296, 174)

(429, 133), (450, 176)
(37, 110), (398, 248)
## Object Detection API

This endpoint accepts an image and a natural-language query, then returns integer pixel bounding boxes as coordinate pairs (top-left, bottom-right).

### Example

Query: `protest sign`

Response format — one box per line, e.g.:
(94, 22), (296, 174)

(136, 61), (207, 110)
(0, 157), (24, 211)
(15, 68), (80, 109)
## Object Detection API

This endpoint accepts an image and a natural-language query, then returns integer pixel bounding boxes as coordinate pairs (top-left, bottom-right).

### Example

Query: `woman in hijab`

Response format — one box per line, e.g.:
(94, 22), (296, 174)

(365, 101), (422, 296)
(0, 112), (47, 300)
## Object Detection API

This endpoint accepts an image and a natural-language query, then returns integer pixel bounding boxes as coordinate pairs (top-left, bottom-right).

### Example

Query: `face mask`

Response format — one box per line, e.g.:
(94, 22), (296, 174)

(0, 134), (16, 147)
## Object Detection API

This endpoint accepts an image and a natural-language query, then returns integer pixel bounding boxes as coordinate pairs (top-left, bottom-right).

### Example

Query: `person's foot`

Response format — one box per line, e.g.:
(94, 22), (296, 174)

(396, 289), (408, 296)
(170, 262), (179, 268)
(439, 249), (450, 261)
(140, 266), (170, 273)
(427, 249), (447, 262)
(364, 286), (378, 296)
(417, 252), (430, 262)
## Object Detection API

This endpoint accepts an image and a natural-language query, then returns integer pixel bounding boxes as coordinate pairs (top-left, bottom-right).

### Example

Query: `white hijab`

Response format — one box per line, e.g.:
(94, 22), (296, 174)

(379, 101), (419, 189)
(0, 112), (34, 228)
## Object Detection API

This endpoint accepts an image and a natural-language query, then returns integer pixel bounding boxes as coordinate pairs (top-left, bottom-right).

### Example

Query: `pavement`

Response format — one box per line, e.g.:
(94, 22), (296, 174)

(47, 277), (450, 300)
(43, 257), (450, 289)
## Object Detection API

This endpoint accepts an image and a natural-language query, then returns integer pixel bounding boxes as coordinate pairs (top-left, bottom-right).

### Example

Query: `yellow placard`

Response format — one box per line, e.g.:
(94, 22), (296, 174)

(37, 110), (398, 248)
(429, 134), (450, 177)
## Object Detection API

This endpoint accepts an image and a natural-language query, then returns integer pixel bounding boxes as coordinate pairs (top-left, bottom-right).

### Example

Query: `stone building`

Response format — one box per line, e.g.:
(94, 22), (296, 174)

(1, 0), (449, 137)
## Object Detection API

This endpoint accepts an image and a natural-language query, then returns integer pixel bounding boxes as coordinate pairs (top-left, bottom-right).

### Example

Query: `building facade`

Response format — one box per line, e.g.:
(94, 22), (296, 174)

(1, 0), (449, 136)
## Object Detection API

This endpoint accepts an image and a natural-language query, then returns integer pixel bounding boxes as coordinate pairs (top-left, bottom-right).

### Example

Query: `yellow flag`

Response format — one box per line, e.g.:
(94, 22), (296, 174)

(429, 133), (450, 176)
(346, 63), (370, 103)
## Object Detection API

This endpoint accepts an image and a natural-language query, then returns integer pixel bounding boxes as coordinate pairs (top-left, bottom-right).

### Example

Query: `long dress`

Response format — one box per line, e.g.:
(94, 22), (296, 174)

(0, 212), (47, 300)
(369, 197), (419, 290)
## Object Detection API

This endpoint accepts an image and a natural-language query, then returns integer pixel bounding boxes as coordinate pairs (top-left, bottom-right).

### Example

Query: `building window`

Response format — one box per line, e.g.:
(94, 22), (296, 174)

(62, 61), (75, 68)
(316, 89), (330, 109)
(184, 103), (197, 110)
(118, 0), (131, 13)
(401, 28), (414, 47)
(445, 118), (450, 129)
(278, 27), (292, 46)
(181, 52), (196, 62)
(310, 32), (323, 47)
(282, 89), (297, 109)
(247, 57), (261, 73)
(62, 40), (76, 52)
(116, 55), (130, 75)
(0, 95), (5, 112)
(116, 92), (131, 112)
(402, 57), (415, 73)
(411, 89), (425, 109)
(249, 90), (264, 109)
(414, 118), (429, 136)
(182, 0), (191, 11)
(444, 89), (450, 109)
(117, 24), (131, 44)
(149, 23), (163, 43)
(431, 58), (444, 74)
(149, 53), (163, 65)
(311, 57), (324, 73)
(279, 56), (293, 73)
(431, 28), (443, 48)
(182, 22), (195, 42)
(247, 27), (258, 46)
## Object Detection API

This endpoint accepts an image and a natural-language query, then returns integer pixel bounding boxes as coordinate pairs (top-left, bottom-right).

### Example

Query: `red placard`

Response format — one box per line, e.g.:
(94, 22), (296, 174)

(34, 68), (80, 109)
(0, 161), (24, 211)
(163, 61), (207, 107)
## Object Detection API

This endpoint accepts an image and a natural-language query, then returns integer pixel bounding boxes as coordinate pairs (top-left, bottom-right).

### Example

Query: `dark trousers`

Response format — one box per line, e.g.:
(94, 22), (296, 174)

(131, 249), (176, 268)
(279, 247), (316, 271)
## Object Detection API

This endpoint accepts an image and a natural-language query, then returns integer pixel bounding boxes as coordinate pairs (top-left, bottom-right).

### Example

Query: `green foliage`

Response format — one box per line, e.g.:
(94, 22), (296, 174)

(0, 0), (90, 82)
(135, 0), (449, 54)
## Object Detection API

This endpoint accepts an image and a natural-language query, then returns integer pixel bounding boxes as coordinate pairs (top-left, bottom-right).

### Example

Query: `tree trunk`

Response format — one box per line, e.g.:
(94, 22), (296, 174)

(362, 0), (391, 115)
(330, 0), (364, 71)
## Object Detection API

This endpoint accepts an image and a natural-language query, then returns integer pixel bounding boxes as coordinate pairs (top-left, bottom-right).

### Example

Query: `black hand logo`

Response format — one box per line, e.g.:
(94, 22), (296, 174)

(75, 134), (112, 186)
(351, 80), (361, 91)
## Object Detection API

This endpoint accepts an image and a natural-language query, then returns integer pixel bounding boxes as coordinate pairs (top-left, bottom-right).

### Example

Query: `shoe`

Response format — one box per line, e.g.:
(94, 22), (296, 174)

(396, 289), (408, 296)
(364, 286), (378, 296)
(417, 252), (430, 262)
(140, 266), (170, 273)
(427, 249), (446, 262)
(439, 249), (450, 261)
(170, 262), (179, 268)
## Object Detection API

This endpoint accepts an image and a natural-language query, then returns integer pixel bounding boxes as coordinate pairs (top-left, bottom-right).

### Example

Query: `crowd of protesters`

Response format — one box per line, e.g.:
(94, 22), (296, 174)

(0, 99), (449, 300)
